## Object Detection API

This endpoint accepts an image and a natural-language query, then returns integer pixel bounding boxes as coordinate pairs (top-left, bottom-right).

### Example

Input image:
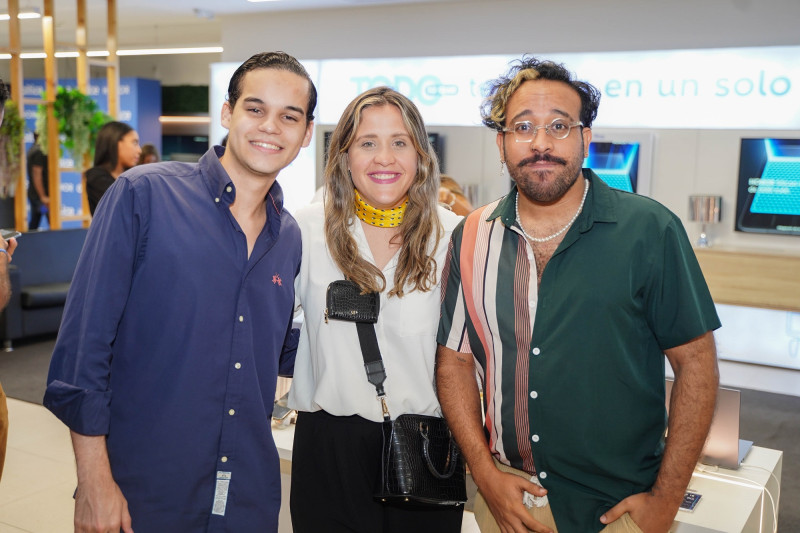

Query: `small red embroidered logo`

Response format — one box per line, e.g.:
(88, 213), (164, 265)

(272, 273), (283, 286)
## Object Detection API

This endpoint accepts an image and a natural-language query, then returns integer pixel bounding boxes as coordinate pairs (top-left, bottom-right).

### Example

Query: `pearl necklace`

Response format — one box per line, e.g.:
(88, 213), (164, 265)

(515, 179), (590, 243)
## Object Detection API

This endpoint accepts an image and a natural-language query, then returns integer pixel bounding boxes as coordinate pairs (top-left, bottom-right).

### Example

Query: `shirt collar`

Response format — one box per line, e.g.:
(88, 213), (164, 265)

(199, 145), (286, 217)
(488, 169), (618, 233)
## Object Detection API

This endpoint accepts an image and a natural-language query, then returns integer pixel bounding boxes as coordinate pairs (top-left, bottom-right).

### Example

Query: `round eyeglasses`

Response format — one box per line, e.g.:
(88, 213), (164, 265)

(502, 118), (584, 142)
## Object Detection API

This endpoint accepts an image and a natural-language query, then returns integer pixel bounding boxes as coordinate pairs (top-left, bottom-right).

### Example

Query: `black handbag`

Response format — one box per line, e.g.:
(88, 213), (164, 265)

(325, 280), (467, 506)
(325, 279), (380, 324)
(375, 413), (467, 505)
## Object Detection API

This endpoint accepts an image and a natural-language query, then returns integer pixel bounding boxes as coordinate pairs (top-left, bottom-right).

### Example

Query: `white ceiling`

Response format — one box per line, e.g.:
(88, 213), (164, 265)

(1, 0), (456, 49)
(83, 0), (444, 24)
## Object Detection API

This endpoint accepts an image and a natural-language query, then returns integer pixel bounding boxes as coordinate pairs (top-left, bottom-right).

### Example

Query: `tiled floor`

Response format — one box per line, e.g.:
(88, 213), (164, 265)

(4, 355), (797, 532)
(0, 398), (480, 533)
(0, 399), (76, 532)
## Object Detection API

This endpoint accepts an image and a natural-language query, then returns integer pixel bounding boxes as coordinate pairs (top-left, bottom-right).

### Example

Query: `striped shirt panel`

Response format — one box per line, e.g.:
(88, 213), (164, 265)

(439, 198), (538, 473)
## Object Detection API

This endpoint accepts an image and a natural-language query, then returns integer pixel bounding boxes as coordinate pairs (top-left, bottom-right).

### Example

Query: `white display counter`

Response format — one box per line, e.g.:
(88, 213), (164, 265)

(273, 423), (783, 533)
(674, 446), (783, 533)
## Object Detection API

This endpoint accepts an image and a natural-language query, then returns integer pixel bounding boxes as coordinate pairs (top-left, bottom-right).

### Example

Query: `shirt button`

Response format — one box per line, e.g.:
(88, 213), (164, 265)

(226, 186), (232, 193)
(239, 315), (244, 322)
(234, 362), (242, 369)
(214, 197), (220, 203)
(532, 347), (541, 356)
(530, 391), (538, 399)
(228, 409), (235, 416)
(531, 434), (540, 443)
(221, 456), (228, 463)
(539, 471), (547, 479)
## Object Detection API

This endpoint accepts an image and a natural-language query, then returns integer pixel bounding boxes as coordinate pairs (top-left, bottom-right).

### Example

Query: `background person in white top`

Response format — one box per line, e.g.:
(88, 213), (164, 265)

(288, 87), (463, 533)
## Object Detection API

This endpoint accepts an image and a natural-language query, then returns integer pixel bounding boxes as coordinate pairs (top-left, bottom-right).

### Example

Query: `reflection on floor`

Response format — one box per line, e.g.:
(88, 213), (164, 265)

(0, 398), (480, 533)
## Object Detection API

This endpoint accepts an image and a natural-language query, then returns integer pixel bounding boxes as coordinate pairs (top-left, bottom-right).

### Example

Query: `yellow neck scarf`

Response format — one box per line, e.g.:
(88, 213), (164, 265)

(354, 189), (407, 228)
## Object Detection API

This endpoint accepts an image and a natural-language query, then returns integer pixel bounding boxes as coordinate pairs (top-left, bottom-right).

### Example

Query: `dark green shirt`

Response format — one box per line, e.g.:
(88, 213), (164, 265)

(438, 170), (720, 532)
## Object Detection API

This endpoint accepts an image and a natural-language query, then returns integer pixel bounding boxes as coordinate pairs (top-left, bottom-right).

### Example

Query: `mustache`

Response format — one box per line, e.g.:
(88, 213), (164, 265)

(517, 153), (568, 167)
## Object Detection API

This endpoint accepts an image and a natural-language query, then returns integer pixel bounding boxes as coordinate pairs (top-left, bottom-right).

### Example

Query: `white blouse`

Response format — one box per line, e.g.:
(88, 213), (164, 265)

(288, 202), (461, 422)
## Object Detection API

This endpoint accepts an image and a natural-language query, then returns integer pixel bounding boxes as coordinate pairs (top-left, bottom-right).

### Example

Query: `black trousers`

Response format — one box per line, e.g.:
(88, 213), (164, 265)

(290, 410), (464, 533)
(28, 198), (48, 230)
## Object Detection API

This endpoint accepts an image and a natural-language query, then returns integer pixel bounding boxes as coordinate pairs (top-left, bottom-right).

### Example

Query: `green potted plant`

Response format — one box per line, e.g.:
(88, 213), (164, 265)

(0, 100), (25, 199)
(36, 86), (111, 164)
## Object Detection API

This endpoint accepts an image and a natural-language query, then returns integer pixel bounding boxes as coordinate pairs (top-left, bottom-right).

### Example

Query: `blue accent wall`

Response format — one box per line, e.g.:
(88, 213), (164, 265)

(22, 78), (161, 229)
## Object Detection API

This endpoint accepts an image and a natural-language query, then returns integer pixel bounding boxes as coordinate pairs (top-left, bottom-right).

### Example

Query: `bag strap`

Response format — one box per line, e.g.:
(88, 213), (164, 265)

(355, 321), (391, 421)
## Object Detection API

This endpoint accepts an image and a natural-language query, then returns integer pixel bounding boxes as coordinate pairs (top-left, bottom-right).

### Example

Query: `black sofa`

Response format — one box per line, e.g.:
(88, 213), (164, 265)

(1, 228), (88, 350)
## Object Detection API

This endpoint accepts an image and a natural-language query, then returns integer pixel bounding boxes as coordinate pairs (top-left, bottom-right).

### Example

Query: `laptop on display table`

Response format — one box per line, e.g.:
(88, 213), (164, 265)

(665, 379), (754, 470)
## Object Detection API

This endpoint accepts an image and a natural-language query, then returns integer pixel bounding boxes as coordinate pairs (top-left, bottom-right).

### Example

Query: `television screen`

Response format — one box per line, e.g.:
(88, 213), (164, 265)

(162, 135), (208, 163)
(323, 130), (334, 166)
(584, 142), (640, 193)
(428, 132), (444, 173)
(735, 138), (800, 236)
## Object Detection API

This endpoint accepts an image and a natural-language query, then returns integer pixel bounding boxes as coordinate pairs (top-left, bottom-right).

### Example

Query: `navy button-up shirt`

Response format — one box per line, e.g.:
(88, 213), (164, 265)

(45, 146), (301, 532)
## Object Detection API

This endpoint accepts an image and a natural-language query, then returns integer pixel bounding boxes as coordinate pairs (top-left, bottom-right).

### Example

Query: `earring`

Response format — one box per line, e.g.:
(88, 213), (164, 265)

(500, 160), (506, 177)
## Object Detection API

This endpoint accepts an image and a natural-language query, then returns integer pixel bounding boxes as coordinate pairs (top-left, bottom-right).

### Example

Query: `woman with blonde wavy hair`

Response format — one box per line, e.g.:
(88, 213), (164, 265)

(288, 86), (463, 532)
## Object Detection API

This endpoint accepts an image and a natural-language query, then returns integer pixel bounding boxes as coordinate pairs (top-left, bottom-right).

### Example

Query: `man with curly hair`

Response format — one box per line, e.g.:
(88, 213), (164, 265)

(436, 57), (720, 533)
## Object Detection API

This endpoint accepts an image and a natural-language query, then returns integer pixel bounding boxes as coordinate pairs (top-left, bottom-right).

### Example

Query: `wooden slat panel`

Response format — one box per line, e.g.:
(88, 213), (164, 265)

(76, 0), (88, 93)
(43, 0), (61, 230)
(694, 248), (800, 312)
(76, 0), (91, 227)
(106, 0), (119, 119)
(9, 0), (26, 231)
(6, 0), (101, 230)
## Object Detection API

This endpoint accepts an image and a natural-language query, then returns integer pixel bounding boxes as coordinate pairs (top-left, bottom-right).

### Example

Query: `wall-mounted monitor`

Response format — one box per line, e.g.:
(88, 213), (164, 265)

(735, 138), (800, 236)
(585, 142), (639, 193)
(323, 130), (334, 165)
(162, 135), (208, 163)
(585, 131), (654, 196)
(428, 132), (445, 173)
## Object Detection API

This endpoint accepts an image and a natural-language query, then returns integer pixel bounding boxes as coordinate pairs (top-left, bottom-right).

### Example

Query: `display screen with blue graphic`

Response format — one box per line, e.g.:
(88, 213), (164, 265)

(584, 142), (640, 193)
(736, 138), (800, 236)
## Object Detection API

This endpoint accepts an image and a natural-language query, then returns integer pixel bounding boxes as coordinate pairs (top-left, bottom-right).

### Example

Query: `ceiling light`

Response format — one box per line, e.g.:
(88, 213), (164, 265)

(117, 46), (223, 56)
(0, 7), (42, 20)
(0, 46), (223, 60)
(159, 116), (211, 124)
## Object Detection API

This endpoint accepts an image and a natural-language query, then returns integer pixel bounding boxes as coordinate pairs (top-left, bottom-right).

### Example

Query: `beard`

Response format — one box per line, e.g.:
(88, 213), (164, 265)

(506, 140), (585, 204)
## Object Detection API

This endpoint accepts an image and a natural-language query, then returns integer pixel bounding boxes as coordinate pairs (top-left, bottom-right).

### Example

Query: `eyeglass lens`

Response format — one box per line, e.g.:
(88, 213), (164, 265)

(510, 119), (580, 141)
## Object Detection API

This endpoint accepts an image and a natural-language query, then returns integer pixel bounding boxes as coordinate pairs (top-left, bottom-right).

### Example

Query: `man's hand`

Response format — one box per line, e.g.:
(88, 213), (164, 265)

(0, 237), (15, 308)
(600, 489), (678, 533)
(436, 344), (551, 532)
(71, 432), (134, 533)
(3, 237), (16, 260)
(74, 474), (133, 533)
(476, 467), (552, 533)
(601, 332), (718, 533)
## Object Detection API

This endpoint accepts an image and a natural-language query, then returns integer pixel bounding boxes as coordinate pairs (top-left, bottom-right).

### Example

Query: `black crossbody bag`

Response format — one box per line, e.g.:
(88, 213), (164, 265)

(325, 280), (467, 506)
